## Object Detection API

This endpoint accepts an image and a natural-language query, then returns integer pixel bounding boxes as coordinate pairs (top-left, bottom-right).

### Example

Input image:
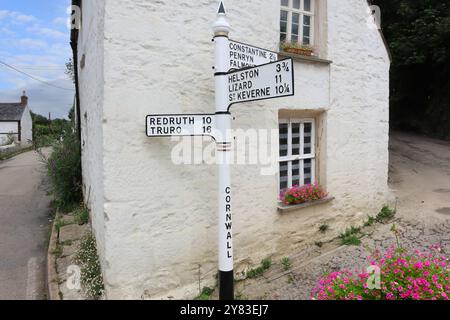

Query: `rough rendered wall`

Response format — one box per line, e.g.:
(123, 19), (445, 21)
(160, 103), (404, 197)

(0, 122), (18, 144)
(326, 0), (391, 218)
(78, 0), (106, 265)
(97, 0), (390, 299)
(20, 106), (33, 145)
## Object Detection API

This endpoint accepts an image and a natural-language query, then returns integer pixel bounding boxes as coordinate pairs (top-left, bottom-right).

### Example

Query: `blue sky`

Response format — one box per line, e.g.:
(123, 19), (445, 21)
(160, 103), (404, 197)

(0, 0), (74, 118)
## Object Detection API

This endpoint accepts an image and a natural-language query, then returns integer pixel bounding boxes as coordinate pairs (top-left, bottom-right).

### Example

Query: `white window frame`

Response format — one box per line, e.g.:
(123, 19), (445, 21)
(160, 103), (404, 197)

(279, 118), (316, 191)
(280, 0), (315, 45)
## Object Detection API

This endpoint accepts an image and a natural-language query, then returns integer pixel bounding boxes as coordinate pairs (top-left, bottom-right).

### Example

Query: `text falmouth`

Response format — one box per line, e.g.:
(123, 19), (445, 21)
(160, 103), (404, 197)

(228, 69), (270, 101)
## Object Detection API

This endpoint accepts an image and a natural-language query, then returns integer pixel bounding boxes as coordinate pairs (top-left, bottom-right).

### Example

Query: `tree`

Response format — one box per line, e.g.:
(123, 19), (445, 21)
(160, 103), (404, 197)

(371, 0), (450, 139)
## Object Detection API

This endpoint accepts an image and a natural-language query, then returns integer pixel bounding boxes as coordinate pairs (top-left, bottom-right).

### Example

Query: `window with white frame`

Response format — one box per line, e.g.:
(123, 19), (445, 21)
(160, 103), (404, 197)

(279, 119), (316, 191)
(280, 0), (315, 45)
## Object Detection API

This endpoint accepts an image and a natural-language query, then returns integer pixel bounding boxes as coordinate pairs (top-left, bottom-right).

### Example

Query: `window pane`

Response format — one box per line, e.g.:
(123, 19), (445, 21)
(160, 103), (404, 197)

(304, 159), (312, 185)
(281, 0), (289, 7)
(303, 36), (310, 45)
(292, 123), (300, 155)
(293, 0), (300, 9)
(279, 123), (288, 157)
(304, 0), (311, 12)
(304, 122), (312, 154)
(292, 13), (299, 24)
(292, 24), (299, 37)
(292, 161), (300, 187)
(280, 33), (287, 42)
(280, 21), (287, 34)
(303, 15), (311, 26)
(280, 10), (288, 21)
(303, 26), (310, 44)
(280, 161), (289, 190)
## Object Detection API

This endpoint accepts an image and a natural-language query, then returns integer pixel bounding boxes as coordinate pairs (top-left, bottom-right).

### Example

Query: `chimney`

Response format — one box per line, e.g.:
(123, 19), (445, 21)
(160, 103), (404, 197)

(20, 91), (28, 106)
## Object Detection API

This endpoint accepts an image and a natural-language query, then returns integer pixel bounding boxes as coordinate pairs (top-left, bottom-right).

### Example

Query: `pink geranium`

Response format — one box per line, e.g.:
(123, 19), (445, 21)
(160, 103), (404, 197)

(311, 246), (450, 300)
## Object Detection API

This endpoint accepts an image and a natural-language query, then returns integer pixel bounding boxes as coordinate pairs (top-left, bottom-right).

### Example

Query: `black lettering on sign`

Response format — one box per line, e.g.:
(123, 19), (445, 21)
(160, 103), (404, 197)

(224, 185), (232, 259)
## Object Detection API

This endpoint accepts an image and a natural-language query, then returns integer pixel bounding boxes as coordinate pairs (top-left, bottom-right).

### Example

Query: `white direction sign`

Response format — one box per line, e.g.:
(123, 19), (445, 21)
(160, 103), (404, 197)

(228, 58), (294, 108)
(146, 114), (215, 138)
(229, 39), (278, 70)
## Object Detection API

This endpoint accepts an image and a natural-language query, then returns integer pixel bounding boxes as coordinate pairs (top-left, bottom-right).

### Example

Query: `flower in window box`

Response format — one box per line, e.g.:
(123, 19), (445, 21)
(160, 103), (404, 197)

(280, 183), (328, 206)
(280, 41), (314, 56)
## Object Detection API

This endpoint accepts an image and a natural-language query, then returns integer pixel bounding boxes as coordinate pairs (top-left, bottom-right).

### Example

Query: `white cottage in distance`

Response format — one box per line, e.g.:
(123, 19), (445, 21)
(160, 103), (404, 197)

(74, 0), (391, 299)
(0, 92), (33, 146)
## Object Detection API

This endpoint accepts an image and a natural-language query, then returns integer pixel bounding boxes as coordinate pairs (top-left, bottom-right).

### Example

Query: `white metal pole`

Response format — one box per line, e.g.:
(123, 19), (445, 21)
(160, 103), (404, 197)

(213, 1), (234, 300)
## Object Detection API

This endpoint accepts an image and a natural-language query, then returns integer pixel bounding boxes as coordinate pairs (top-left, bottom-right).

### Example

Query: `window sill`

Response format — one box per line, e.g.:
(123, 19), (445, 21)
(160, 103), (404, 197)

(277, 196), (335, 213)
(279, 52), (332, 65)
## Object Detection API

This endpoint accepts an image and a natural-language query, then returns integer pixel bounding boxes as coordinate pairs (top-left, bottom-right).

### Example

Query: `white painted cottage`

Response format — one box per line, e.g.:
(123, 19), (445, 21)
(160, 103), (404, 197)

(73, 0), (391, 299)
(0, 92), (33, 146)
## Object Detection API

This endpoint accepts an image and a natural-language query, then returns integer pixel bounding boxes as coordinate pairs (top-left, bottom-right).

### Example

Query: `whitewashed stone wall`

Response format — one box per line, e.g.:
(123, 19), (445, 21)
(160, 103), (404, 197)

(78, 0), (107, 266)
(0, 122), (18, 145)
(20, 106), (33, 145)
(79, 0), (391, 299)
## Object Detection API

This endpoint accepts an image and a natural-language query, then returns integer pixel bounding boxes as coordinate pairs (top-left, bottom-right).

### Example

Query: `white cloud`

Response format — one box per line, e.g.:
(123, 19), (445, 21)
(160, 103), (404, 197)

(53, 17), (67, 25)
(0, 79), (75, 119)
(0, 10), (38, 24)
(14, 38), (48, 49)
(27, 24), (68, 39)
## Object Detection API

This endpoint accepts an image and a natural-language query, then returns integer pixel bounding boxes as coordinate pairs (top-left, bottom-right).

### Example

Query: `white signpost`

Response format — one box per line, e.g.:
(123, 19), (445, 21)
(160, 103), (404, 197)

(146, 114), (216, 139)
(228, 58), (294, 108)
(229, 39), (278, 70)
(146, 2), (295, 300)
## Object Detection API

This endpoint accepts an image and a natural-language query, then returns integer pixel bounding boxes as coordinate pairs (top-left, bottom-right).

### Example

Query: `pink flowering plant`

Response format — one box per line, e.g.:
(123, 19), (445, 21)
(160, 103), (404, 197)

(280, 183), (328, 206)
(311, 245), (450, 300)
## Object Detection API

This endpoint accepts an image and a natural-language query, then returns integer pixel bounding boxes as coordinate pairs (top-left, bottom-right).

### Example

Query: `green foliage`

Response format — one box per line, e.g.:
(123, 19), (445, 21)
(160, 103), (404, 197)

(364, 216), (376, 227)
(246, 258), (272, 279)
(319, 224), (329, 233)
(74, 233), (104, 300)
(339, 226), (362, 246)
(376, 206), (396, 222)
(195, 287), (214, 300)
(74, 205), (89, 225)
(340, 235), (361, 246)
(281, 257), (292, 271)
(371, 0), (450, 139)
(31, 111), (72, 147)
(43, 126), (82, 211)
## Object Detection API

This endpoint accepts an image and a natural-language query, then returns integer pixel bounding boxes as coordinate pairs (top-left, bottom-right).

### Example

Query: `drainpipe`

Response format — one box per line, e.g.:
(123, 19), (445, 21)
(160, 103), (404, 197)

(70, 0), (82, 185)
(70, 0), (81, 143)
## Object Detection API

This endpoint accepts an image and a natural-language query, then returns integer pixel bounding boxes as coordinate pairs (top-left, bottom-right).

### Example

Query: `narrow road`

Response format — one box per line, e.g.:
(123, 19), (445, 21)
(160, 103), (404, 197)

(389, 131), (450, 224)
(0, 150), (52, 300)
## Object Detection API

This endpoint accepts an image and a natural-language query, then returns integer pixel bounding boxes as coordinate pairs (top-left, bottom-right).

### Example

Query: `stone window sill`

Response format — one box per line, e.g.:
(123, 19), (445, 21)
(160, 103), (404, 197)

(279, 52), (332, 65)
(277, 196), (335, 213)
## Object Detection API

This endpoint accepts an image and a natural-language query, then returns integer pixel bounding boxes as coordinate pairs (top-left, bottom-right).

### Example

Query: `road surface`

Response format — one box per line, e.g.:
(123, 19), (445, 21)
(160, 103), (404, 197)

(389, 131), (450, 224)
(0, 150), (52, 300)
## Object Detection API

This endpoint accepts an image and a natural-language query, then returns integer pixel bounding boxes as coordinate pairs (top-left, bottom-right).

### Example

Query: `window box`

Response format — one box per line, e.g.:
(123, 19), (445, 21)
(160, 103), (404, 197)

(278, 196), (334, 213)
(280, 42), (314, 57)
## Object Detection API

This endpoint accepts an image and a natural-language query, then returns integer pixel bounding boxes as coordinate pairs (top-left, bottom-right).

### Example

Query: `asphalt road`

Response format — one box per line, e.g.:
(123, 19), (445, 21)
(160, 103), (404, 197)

(0, 150), (52, 300)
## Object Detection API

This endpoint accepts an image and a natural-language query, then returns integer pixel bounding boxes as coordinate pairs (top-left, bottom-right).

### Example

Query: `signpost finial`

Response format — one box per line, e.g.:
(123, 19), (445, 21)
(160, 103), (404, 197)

(213, 1), (230, 36)
(218, 1), (226, 14)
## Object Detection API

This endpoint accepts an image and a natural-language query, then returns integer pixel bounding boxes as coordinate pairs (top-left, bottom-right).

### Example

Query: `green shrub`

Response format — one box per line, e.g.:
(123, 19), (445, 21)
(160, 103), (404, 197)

(376, 206), (396, 222)
(319, 224), (329, 233)
(44, 128), (82, 211)
(195, 287), (213, 300)
(340, 226), (362, 246)
(364, 216), (376, 227)
(281, 257), (292, 271)
(74, 205), (89, 225)
(246, 258), (272, 279)
(340, 235), (361, 246)
(74, 233), (104, 299)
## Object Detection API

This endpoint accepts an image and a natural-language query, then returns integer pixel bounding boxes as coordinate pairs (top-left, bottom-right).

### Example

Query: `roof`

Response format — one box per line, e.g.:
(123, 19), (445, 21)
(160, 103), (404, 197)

(0, 103), (26, 121)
